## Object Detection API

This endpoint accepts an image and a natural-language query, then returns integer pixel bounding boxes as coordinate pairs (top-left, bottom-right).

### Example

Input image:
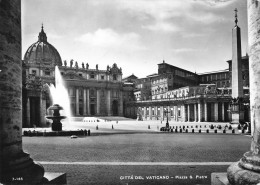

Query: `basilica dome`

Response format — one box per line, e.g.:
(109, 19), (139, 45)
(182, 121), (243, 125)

(24, 25), (62, 66)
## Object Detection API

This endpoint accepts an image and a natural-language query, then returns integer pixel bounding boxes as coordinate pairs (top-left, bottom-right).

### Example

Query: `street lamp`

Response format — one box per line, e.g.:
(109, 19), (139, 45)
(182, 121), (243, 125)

(164, 109), (170, 128)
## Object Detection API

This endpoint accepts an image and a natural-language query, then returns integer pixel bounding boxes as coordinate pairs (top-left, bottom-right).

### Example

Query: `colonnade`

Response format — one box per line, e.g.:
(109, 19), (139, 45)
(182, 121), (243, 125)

(125, 100), (231, 122)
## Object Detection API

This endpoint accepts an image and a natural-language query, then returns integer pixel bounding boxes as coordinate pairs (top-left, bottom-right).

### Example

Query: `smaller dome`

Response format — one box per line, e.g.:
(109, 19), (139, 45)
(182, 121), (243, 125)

(24, 25), (62, 66)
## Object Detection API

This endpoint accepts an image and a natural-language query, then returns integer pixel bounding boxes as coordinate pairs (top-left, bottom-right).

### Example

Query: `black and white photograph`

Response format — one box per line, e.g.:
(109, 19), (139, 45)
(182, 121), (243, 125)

(1, 0), (260, 184)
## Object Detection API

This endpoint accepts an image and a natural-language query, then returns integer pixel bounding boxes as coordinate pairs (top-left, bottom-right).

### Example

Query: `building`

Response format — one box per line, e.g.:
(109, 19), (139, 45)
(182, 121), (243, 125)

(22, 26), (124, 127)
(124, 15), (250, 123)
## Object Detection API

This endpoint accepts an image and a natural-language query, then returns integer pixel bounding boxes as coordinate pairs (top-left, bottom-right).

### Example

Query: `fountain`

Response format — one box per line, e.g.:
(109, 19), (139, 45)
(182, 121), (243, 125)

(46, 104), (66, 131)
(48, 66), (72, 126)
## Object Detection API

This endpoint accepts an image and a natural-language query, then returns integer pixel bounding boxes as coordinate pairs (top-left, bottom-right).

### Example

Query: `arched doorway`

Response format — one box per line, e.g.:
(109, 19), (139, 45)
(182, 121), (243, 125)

(112, 100), (118, 116)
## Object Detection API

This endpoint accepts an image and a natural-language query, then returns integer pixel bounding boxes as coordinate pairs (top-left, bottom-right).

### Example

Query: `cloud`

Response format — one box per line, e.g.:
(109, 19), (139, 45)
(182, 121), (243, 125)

(112, 0), (228, 33)
(142, 22), (181, 32)
(75, 28), (146, 51)
(172, 48), (207, 54)
(193, 0), (236, 7)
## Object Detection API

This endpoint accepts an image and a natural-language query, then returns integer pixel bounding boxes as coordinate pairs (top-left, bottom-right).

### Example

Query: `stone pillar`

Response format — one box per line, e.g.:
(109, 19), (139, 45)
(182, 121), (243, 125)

(160, 106), (163, 120)
(83, 89), (87, 115)
(222, 102), (225, 122)
(142, 107), (146, 120)
(0, 1), (44, 183)
(214, 102), (218, 122)
(107, 90), (111, 116)
(227, 3), (260, 184)
(194, 104), (197, 122)
(204, 102), (208, 122)
(87, 89), (90, 115)
(182, 105), (186, 122)
(198, 102), (202, 122)
(40, 95), (46, 127)
(75, 88), (79, 116)
(26, 97), (30, 127)
(149, 106), (152, 120)
(96, 89), (100, 115)
(119, 91), (123, 116)
(187, 104), (190, 122)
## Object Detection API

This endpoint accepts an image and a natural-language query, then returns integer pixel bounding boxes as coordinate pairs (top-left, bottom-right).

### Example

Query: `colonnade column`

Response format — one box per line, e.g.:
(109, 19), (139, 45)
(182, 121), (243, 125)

(160, 106), (163, 120)
(119, 91), (123, 116)
(182, 105), (186, 122)
(155, 106), (158, 120)
(227, 3), (260, 184)
(83, 89), (86, 115)
(0, 1), (44, 183)
(194, 104), (197, 122)
(26, 97), (30, 127)
(87, 89), (90, 115)
(40, 94), (46, 127)
(187, 104), (190, 122)
(204, 102), (208, 122)
(198, 102), (202, 122)
(96, 89), (100, 115)
(149, 106), (152, 120)
(214, 102), (218, 122)
(222, 102), (225, 122)
(107, 90), (111, 116)
(76, 88), (79, 116)
(143, 106), (146, 120)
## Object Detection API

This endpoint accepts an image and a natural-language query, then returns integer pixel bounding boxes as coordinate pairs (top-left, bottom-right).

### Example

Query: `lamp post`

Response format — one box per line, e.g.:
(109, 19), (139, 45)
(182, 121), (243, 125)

(164, 109), (170, 128)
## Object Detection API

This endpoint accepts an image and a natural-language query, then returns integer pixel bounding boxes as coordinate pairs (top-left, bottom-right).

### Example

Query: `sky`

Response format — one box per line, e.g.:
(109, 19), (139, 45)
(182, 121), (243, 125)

(22, 0), (247, 78)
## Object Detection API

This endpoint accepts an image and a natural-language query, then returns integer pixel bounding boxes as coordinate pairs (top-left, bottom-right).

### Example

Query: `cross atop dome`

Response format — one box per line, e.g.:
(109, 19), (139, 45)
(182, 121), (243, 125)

(38, 23), (47, 42)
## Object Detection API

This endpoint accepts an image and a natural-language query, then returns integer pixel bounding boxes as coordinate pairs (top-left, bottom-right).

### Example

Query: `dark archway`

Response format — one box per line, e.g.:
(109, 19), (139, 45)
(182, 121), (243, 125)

(112, 100), (118, 116)
(30, 97), (40, 127)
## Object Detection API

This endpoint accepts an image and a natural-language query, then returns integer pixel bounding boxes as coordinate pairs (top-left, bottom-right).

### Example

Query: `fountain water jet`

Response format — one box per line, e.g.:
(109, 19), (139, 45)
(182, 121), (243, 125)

(48, 66), (72, 128)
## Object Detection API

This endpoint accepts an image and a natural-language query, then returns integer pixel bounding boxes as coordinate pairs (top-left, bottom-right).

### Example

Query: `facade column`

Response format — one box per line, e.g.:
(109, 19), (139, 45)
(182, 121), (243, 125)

(222, 102), (225, 122)
(173, 106), (176, 121)
(87, 89), (90, 115)
(194, 104), (197, 122)
(143, 106), (146, 120)
(228, 4), (260, 184)
(149, 106), (152, 120)
(83, 89), (87, 115)
(187, 104), (190, 122)
(160, 106), (163, 120)
(198, 102), (202, 122)
(26, 97), (30, 127)
(182, 105), (186, 122)
(155, 106), (158, 120)
(75, 88), (79, 116)
(119, 91), (123, 116)
(214, 102), (218, 122)
(96, 89), (100, 115)
(204, 102), (208, 122)
(40, 94), (46, 127)
(107, 90), (111, 116)
(0, 1), (44, 183)
(167, 106), (170, 121)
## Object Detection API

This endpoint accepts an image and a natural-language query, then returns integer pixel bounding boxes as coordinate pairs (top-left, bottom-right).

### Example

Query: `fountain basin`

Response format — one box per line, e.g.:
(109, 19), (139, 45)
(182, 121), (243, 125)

(46, 104), (67, 131)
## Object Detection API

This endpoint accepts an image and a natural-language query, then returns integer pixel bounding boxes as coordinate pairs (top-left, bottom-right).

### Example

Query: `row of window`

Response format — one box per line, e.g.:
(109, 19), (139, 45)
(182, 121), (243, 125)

(141, 107), (181, 117)
(201, 73), (228, 82)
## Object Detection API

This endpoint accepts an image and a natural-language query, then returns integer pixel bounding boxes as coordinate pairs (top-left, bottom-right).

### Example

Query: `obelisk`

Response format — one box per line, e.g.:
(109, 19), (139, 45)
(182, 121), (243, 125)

(230, 8), (244, 124)
(227, 1), (260, 184)
(0, 0), (44, 184)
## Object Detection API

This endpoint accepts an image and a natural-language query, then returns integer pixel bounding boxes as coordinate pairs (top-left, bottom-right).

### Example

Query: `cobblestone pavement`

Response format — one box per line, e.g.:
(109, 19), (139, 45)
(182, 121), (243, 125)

(23, 133), (251, 184)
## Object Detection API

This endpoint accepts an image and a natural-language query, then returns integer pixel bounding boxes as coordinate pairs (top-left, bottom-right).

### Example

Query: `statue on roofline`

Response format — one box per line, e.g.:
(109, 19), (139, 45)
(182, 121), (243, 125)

(70, 59), (74, 68)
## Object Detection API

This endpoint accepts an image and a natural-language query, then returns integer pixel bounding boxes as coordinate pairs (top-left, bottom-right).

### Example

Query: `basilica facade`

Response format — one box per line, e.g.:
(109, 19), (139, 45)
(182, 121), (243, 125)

(22, 26), (125, 127)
